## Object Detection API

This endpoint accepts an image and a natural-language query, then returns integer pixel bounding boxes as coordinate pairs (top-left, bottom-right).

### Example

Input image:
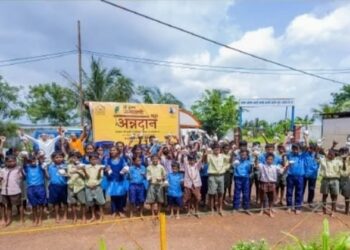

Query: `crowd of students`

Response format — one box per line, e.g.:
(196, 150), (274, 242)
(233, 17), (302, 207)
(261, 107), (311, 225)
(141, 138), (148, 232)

(0, 127), (349, 228)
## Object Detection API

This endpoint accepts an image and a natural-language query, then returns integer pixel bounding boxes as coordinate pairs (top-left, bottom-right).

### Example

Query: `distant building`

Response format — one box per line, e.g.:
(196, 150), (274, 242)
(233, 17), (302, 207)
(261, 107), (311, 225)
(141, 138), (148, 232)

(321, 112), (350, 149)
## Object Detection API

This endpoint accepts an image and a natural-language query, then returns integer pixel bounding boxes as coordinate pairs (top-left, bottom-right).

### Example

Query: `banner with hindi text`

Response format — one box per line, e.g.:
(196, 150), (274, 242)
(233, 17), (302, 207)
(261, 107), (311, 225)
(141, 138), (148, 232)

(88, 102), (179, 143)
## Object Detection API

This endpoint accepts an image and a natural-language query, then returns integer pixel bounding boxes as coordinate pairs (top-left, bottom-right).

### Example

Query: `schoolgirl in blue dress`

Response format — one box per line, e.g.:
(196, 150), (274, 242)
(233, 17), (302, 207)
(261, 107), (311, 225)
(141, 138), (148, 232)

(105, 146), (129, 217)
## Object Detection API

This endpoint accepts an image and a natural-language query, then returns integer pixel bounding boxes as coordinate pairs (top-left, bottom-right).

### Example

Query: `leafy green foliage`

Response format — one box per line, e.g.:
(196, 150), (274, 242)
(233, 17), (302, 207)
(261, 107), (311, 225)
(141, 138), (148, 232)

(331, 84), (350, 107)
(282, 219), (350, 250)
(233, 219), (350, 250)
(137, 86), (184, 108)
(26, 82), (78, 126)
(0, 121), (18, 137)
(295, 115), (314, 128)
(84, 57), (134, 102)
(232, 240), (268, 250)
(0, 76), (23, 119)
(313, 84), (350, 118)
(191, 89), (238, 137)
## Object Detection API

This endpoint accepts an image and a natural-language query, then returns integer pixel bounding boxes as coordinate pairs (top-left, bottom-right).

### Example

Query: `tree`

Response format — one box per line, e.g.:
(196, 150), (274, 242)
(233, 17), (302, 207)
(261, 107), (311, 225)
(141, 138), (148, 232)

(312, 84), (350, 119)
(84, 57), (134, 102)
(295, 115), (314, 129)
(312, 103), (340, 119)
(26, 83), (78, 126)
(0, 76), (23, 120)
(331, 84), (350, 107)
(0, 76), (23, 137)
(191, 89), (238, 137)
(137, 86), (184, 108)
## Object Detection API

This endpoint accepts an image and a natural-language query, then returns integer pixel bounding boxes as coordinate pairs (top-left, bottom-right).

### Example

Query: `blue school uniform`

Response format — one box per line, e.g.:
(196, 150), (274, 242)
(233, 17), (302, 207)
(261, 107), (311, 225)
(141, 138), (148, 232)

(47, 164), (68, 205)
(303, 152), (319, 204)
(128, 165), (146, 206)
(233, 159), (251, 210)
(167, 172), (184, 207)
(81, 155), (90, 165)
(105, 157), (128, 213)
(286, 152), (305, 210)
(24, 164), (47, 206)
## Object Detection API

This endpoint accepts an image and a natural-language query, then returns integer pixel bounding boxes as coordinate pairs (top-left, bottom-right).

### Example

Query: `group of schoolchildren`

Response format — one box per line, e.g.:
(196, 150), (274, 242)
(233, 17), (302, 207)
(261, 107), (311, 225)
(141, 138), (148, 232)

(0, 129), (349, 228)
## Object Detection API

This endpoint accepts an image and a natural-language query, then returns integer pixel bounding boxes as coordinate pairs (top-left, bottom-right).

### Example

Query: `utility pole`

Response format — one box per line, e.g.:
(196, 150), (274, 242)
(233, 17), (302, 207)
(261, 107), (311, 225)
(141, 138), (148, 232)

(77, 20), (84, 126)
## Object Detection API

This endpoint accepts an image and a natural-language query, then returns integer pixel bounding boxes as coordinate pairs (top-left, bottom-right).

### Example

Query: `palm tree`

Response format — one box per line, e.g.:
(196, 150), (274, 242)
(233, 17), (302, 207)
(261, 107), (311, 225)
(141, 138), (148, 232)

(312, 103), (340, 119)
(295, 115), (314, 129)
(84, 57), (134, 102)
(137, 86), (184, 108)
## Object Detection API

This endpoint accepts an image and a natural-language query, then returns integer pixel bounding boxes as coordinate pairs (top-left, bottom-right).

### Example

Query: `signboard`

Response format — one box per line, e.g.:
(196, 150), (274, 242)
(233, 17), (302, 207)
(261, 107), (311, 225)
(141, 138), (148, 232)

(89, 102), (179, 143)
(239, 98), (295, 107)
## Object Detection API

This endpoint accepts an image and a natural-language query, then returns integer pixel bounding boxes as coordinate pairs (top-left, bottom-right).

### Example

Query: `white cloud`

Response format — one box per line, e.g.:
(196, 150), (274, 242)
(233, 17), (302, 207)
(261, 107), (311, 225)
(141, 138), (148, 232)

(0, 0), (349, 124)
(214, 27), (281, 66)
(161, 3), (350, 121)
(285, 3), (350, 45)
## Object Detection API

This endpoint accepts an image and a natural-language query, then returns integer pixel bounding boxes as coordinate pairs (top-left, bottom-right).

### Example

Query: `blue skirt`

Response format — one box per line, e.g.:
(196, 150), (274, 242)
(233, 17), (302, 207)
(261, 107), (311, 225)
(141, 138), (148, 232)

(107, 180), (126, 196)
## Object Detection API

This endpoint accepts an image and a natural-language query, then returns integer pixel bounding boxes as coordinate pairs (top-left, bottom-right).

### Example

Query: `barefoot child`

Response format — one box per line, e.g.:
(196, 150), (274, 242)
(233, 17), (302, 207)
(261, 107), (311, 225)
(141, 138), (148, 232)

(84, 153), (105, 222)
(67, 152), (87, 223)
(286, 144), (305, 215)
(183, 154), (204, 217)
(23, 155), (46, 226)
(0, 155), (24, 226)
(146, 155), (166, 217)
(340, 148), (350, 215)
(256, 153), (284, 217)
(233, 149), (252, 214)
(128, 156), (146, 218)
(46, 151), (68, 223)
(167, 162), (184, 219)
(105, 146), (128, 218)
(319, 150), (341, 217)
(205, 143), (228, 216)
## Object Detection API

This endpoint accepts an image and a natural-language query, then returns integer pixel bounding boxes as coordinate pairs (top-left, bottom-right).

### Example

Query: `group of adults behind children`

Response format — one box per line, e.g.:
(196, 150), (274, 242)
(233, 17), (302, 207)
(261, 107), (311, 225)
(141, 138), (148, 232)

(0, 127), (349, 227)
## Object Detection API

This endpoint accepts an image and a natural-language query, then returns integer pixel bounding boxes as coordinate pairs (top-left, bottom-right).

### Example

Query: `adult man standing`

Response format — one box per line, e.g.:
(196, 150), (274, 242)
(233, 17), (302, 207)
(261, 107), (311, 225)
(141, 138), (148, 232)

(18, 127), (63, 162)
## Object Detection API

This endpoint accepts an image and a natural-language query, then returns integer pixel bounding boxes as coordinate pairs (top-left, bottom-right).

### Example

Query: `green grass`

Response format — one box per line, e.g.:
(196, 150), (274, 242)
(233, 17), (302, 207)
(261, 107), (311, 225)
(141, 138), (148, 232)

(232, 219), (350, 250)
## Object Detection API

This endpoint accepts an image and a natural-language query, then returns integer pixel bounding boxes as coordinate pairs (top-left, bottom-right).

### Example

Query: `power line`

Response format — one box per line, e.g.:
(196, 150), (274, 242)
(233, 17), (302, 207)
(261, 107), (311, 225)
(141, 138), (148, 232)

(0, 50), (76, 63)
(100, 0), (349, 85)
(85, 50), (350, 74)
(83, 50), (350, 76)
(0, 50), (77, 67)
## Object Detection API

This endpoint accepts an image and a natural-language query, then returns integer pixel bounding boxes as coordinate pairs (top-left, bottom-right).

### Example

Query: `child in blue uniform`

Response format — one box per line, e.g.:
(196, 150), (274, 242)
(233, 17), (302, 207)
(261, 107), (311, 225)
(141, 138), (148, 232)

(167, 162), (184, 219)
(23, 155), (46, 226)
(286, 144), (305, 214)
(128, 156), (147, 218)
(46, 151), (68, 223)
(303, 144), (319, 207)
(233, 149), (252, 214)
(105, 146), (128, 218)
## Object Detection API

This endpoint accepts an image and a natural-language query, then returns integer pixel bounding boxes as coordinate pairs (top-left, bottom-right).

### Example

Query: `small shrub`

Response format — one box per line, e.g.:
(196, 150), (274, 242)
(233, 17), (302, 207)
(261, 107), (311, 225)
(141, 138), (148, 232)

(232, 239), (269, 250)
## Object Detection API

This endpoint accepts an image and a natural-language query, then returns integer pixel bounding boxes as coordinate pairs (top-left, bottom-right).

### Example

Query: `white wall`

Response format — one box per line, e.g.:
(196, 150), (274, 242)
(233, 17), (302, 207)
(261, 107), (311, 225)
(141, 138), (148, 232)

(323, 117), (350, 149)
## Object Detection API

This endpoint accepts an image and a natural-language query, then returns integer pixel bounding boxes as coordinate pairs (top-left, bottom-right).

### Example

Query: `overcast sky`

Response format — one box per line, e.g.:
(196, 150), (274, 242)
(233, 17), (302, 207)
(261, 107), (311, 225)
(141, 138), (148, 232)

(1, 0), (349, 123)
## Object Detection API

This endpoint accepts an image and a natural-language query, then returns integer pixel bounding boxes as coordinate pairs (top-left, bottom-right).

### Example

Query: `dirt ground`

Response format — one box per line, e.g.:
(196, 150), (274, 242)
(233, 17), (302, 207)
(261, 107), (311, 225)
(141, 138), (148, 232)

(0, 204), (349, 250)
(1, 187), (350, 250)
